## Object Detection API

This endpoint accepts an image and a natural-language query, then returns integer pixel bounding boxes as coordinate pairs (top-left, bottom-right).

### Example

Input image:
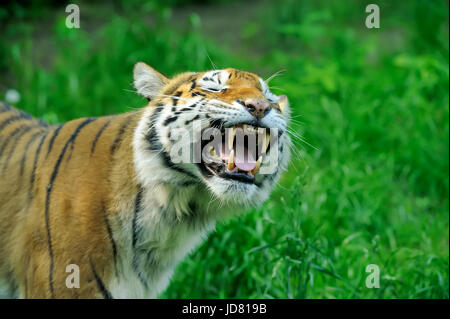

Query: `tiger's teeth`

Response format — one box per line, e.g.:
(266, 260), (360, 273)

(246, 125), (255, 133)
(228, 127), (236, 151)
(243, 124), (248, 131)
(262, 132), (270, 154)
(227, 149), (235, 170)
(251, 156), (262, 175)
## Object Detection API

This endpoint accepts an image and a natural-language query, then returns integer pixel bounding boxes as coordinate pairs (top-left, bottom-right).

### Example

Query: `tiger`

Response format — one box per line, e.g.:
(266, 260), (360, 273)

(0, 62), (291, 298)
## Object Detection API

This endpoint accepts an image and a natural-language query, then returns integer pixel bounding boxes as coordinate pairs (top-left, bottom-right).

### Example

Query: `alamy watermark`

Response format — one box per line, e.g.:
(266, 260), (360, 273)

(65, 264), (80, 289)
(365, 4), (380, 29)
(65, 4), (80, 29)
(365, 264), (380, 288)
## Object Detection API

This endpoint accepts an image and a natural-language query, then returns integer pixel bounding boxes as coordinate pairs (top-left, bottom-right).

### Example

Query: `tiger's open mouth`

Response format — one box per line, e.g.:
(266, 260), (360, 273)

(199, 123), (272, 183)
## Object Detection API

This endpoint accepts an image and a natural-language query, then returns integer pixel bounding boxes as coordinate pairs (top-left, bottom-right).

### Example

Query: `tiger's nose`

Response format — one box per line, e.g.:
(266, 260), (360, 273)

(244, 99), (271, 118)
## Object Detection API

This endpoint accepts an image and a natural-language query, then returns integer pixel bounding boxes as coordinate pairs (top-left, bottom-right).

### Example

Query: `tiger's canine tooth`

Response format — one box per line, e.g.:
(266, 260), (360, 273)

(227, 149), (235, 170)
(243, 124), (248, 131)
(228, 127), (236, 151)
(252, 156), (262, 175)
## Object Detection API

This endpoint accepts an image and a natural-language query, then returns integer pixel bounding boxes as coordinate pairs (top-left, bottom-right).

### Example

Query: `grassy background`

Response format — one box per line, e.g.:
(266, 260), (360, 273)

(0, 0), (448, 298)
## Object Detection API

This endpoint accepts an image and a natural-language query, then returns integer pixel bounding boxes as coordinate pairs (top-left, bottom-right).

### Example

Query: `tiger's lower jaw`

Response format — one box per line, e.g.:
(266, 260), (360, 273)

(195, 150), (286, 207)
(196, 152), (282, 207)
(197, 145), (277, 186)
(198, 161), (256, 184)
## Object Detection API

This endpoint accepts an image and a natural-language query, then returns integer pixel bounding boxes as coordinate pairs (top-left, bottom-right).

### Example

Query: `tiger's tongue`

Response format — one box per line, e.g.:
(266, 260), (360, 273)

(221, 145), (257, 172)
(235, 155), (257, 171)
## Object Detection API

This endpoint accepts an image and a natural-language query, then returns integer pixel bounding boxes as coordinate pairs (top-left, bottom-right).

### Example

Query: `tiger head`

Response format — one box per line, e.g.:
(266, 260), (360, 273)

(132, 62), (291, 208)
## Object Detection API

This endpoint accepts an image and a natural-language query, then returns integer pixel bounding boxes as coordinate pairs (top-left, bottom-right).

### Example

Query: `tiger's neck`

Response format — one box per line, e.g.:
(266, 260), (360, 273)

(105, 108), (218, 298)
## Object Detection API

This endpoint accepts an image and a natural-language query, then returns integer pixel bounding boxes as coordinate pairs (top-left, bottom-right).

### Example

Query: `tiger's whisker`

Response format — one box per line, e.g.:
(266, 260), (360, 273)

(265, 69), (286, 83)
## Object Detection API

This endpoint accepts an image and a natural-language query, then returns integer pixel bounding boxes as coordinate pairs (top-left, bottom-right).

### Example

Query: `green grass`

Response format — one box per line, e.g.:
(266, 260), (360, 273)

(1, 0), (448, 298)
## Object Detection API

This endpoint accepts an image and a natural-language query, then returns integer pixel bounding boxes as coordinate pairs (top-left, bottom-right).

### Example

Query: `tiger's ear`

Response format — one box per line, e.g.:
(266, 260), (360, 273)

(133, 62), (169, 100)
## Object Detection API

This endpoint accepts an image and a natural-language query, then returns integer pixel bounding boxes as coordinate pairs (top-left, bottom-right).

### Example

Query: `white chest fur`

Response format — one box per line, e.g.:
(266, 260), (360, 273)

(108, 185), (215, 299)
